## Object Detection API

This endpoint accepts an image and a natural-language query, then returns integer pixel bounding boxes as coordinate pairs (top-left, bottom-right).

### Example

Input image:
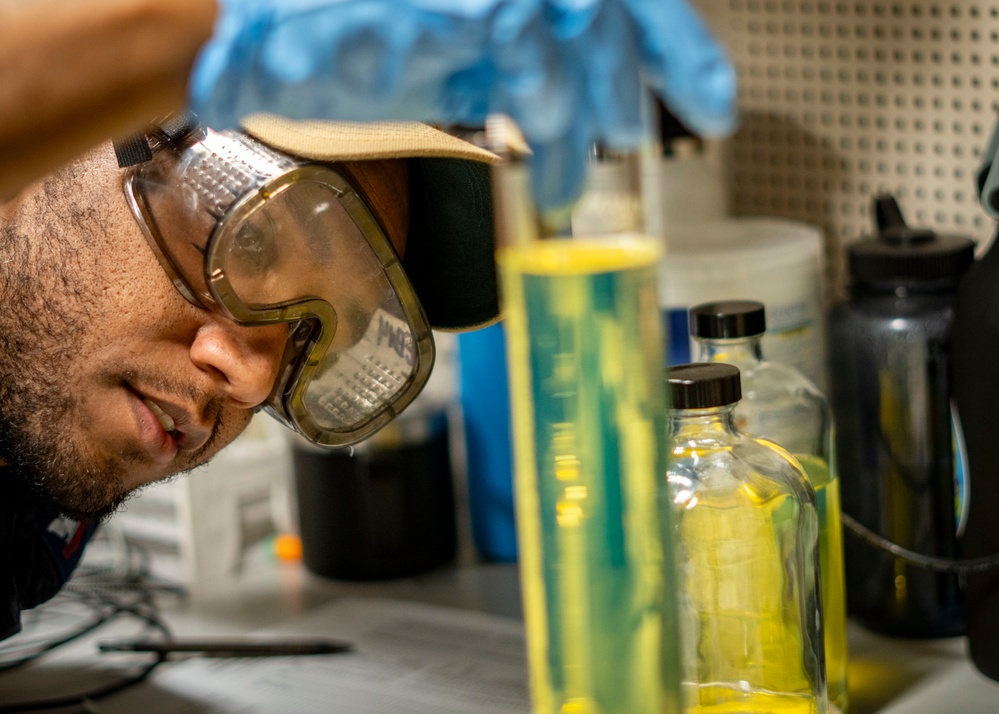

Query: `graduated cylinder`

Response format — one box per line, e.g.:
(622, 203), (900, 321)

(490, 117), (682, 714)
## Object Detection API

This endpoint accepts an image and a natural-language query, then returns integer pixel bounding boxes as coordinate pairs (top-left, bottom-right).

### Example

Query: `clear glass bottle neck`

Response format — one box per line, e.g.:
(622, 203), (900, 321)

(669, 403), (740, 438)
(693, 335), (764, 366)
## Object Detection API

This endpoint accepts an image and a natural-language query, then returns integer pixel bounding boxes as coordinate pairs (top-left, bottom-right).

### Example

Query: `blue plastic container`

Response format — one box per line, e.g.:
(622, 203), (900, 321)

(457, 322), (518, 562)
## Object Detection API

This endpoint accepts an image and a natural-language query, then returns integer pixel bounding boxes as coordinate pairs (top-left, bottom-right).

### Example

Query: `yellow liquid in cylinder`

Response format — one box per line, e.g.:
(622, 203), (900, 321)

(796, 455), (849, 714)
(499, 236), (682, 714)
(673, 447), (825, 714)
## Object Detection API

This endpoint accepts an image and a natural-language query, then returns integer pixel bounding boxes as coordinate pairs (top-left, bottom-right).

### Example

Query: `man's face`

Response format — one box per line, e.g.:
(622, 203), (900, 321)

(0, 144), (290, 520)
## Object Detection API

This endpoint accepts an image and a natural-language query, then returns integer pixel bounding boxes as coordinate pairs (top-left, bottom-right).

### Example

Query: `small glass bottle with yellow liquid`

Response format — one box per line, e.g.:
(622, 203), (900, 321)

(689, 300), (848, 713)
(666, 362), (827, 714)
(488, 115), (683, 714)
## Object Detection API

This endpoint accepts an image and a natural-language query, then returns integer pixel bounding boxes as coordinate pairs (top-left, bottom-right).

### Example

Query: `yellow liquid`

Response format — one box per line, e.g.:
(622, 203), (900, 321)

(499, 236), (682, 714)
(795, 455), (849, 713)
(674, 448), (824, 714)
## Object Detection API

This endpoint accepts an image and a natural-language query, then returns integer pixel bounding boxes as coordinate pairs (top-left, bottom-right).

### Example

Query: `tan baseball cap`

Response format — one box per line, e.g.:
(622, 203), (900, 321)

(240, 113), (502, 332)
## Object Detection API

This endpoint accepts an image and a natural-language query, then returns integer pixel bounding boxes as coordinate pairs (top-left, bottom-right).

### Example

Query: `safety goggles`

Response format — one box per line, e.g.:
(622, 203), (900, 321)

(121, 120), (434, 447)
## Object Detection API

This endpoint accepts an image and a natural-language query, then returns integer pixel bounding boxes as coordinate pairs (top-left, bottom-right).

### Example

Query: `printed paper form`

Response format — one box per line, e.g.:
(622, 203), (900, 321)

(101, 597), (530, 713)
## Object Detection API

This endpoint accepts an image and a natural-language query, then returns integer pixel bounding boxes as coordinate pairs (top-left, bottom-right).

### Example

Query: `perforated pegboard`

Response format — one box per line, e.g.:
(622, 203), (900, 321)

(693, 0), (999, 292)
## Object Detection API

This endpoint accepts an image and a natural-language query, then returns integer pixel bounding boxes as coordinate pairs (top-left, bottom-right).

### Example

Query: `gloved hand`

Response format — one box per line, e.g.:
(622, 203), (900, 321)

(190, 0), (737, 211)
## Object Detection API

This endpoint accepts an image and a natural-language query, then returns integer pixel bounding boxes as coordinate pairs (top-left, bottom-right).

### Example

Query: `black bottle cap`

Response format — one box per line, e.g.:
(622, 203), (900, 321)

(848, 194), (975, 285)
(690, 300), (767, 339)
(667, 363), (742, 409)
(656, 98), (696, 141)
(656, 98), (703, 159)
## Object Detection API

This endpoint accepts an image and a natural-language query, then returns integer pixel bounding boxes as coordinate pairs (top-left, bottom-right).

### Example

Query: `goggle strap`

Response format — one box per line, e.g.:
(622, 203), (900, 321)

(157, 112), (202, 148)
(113, 133), (152, 168)
(113, 113), (203, 169)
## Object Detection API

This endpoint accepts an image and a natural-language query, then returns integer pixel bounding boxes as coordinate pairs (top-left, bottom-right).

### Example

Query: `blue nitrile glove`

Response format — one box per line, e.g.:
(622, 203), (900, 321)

(190, 0), (737, 211)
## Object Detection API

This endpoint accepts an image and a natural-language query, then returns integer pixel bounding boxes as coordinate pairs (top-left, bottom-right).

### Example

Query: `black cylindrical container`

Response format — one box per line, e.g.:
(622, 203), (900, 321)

(953, 228), (999, 679)
(293, 408), (457, 580)
(828, 194), (974, 637)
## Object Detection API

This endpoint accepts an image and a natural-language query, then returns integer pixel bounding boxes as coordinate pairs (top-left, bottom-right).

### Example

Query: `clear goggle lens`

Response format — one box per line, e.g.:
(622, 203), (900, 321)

(125, 128), (434, 446)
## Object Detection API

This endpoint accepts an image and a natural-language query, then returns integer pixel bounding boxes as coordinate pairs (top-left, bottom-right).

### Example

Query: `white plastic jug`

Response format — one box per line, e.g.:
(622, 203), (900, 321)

(660, 217), (829, 391)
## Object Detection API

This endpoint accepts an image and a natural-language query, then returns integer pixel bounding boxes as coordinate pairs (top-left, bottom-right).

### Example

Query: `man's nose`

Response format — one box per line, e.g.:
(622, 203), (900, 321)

(189, 319), (288, 408)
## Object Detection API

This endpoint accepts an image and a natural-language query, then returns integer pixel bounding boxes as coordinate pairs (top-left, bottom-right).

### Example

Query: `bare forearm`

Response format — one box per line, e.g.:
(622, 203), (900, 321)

(0, 0), (217, 198)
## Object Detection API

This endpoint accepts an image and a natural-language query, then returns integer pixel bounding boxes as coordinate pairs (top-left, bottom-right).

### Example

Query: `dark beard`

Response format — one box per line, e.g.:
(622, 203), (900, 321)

(0, 206), (134, 521)
(0, 379), (133, 522)
(0, 165), (236, 520)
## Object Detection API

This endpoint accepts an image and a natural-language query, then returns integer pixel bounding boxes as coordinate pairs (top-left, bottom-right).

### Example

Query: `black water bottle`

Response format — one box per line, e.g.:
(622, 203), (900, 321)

(829, 194), (974, 637)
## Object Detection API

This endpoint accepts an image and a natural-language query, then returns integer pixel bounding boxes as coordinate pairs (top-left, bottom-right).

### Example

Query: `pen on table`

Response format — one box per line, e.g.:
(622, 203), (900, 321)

(97, 637), (354, 657)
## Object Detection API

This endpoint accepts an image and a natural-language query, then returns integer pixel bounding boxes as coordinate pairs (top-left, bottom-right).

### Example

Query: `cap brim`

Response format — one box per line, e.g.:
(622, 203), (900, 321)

(240, 113), (501, 332)
(241, 113), (500, 164)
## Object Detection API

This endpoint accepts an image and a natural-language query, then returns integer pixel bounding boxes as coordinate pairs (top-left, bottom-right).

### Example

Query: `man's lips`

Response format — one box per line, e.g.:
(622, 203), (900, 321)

(127, 387), (213, 463)
(143, 398), (177, 434)
(131, 391), (179, 465)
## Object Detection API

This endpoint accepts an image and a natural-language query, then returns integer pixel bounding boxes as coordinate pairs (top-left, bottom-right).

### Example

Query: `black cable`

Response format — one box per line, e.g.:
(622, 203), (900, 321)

(842, 511), (999, 574)
(0, 651), (168, 713)
(0, 600), (173, 713)
(0, 536), (184, 674)
(0, 595), (114, 673)
(0, 532), (185, 711)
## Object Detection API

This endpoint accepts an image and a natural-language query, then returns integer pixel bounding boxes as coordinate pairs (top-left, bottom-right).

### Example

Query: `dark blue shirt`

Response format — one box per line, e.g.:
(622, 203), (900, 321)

(1, 473), (97, 640)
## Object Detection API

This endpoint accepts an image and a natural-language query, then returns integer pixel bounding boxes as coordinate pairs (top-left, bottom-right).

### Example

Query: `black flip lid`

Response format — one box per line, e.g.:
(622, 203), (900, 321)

(690, 300), (766, 339)
(848, 194), (975, 285)
(667, 363), (742, 409)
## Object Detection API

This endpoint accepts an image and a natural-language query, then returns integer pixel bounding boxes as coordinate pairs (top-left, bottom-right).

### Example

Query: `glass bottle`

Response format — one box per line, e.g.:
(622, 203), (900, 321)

(690, 300), (848, 712)
(488, 115), (682, 714)
(666, 362), (827, 714)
